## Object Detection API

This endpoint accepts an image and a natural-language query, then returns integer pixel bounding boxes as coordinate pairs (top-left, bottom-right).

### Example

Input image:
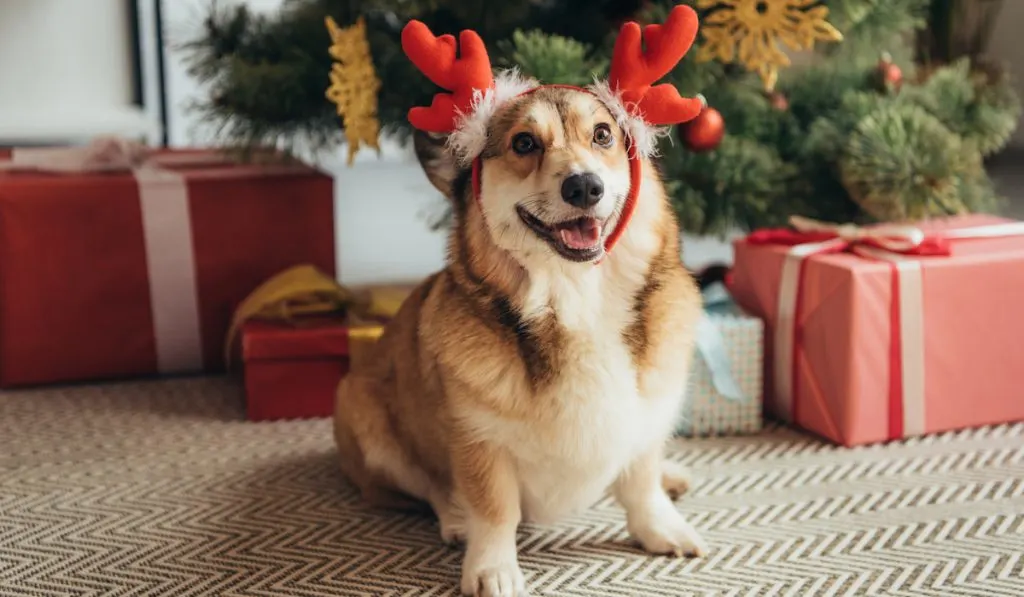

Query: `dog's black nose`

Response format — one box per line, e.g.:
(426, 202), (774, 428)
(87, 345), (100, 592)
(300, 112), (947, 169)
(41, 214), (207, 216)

(561, 172), (604, 208)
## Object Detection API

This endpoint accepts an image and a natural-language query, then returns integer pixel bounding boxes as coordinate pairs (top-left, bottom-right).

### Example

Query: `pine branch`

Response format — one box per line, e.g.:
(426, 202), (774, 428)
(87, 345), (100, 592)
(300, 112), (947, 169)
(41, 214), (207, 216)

(495, 30), (608, 86)
(906, 58), (1023, 156)
(660, 135), (801, 236)
(840, 102), (998, 220)
(181, 0), (1020, 233)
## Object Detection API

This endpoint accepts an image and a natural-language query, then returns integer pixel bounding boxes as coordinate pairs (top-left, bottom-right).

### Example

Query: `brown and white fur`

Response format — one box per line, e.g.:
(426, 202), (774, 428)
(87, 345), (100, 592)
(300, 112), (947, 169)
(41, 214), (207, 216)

(333, 74), (705, 597)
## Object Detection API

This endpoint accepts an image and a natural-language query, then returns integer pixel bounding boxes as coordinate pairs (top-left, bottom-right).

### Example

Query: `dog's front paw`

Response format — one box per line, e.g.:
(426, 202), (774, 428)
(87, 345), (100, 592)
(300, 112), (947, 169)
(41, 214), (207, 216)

(461, 558), (526, 597)
(629, 507), (708, 558)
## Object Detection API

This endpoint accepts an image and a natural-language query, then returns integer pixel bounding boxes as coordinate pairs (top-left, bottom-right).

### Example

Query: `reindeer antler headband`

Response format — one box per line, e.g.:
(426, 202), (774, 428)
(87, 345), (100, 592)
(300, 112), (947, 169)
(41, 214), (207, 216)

(401, 4), (704, 255)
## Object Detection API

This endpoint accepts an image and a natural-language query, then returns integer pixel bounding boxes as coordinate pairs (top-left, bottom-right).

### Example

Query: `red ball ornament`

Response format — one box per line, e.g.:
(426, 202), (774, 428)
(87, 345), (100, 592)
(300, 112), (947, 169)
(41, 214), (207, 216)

(883, 62), (903, 91)
(767, 90), (789, 111)
(877, 53), (904, 92)
(679, 106), (725, 152)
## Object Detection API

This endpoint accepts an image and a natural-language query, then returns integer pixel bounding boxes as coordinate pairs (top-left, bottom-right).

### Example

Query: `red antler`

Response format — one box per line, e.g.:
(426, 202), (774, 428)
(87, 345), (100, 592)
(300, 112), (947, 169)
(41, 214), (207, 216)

(608, 4), (704, 125)
(401, 21), (494, 133)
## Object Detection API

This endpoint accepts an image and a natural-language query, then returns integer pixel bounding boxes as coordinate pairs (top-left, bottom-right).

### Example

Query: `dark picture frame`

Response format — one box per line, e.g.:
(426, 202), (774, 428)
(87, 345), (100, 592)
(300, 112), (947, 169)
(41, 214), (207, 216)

(127, 0), (170, 147)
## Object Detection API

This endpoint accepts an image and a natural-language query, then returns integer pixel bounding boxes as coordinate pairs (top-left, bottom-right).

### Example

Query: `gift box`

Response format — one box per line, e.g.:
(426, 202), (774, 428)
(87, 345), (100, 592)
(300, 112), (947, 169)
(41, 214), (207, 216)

(728, 214), (1024, 447)
(230, 265), (414, 421)
(677, 283), (763, 436)
(0, 140), (335, 387)
(241, 318), (382, 421)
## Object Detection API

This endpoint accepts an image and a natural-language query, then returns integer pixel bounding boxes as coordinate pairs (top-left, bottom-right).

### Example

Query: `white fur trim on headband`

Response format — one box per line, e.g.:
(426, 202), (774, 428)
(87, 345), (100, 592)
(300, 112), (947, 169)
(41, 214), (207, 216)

(443, 71), (675, 164)
(447, 69), (538, 166)
(586, 79), (669, 159)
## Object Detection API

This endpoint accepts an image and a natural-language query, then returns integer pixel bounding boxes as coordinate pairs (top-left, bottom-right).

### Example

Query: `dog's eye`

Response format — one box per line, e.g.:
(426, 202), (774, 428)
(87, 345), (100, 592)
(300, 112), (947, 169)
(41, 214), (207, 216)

(593, 124), (614, 147)
(511, 133), (538, 155)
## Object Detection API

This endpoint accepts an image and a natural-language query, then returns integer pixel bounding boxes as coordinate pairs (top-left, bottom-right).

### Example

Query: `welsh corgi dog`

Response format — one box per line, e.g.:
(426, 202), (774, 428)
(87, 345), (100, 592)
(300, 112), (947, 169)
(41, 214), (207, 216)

(334, 6), (708, 596)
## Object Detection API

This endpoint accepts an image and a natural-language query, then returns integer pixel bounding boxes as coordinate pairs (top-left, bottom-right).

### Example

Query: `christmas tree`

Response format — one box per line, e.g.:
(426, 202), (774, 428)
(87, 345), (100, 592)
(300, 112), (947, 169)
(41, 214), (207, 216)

(183, 0), (1021, 235)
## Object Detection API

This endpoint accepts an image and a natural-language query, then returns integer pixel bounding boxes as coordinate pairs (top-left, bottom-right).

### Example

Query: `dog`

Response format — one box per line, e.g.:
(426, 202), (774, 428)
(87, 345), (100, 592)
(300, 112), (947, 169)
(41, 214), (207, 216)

(334, 6), (708, 596)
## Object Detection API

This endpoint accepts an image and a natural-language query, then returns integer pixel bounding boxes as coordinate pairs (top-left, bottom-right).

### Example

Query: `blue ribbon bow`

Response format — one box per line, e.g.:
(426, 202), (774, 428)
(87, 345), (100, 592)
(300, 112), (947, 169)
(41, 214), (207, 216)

(693, 283), (747, 402)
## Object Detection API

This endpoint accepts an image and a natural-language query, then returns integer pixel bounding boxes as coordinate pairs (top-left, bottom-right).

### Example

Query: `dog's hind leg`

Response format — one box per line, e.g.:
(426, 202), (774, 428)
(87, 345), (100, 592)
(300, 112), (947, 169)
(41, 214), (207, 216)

(333, 375), (464, 543)
(661, 460), (692, 500)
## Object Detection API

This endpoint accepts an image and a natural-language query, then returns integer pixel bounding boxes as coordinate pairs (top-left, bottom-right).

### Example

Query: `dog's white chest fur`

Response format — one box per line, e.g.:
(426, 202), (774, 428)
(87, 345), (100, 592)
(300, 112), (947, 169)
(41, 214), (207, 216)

(484, 264), (686, 523)
(513, 364), (680, 523)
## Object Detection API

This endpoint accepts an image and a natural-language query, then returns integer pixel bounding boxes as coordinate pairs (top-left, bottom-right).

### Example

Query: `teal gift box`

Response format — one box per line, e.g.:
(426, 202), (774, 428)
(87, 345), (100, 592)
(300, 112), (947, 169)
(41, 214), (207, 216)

(677, 283), (764, 436)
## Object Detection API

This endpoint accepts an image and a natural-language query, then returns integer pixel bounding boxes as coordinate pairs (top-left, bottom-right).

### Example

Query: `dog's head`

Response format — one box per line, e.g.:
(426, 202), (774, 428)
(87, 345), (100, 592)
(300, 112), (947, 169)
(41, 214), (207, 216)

(405, 5), (704, 266)
(416, 83), (637, 264)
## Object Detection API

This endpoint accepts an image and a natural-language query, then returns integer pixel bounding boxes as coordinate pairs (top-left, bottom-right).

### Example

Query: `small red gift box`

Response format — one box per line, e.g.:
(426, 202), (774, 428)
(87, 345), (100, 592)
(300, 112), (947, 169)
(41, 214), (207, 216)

(729, 214), (1024, 446)
(0, 141), (335, 387)
(230, 266), (413, 421)
(241, 318), (374, 421)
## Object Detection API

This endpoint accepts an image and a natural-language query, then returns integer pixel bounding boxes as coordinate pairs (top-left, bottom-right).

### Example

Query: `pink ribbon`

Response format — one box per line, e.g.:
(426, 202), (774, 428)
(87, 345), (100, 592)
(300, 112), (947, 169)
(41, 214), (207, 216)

(747, 215), (1024, 441)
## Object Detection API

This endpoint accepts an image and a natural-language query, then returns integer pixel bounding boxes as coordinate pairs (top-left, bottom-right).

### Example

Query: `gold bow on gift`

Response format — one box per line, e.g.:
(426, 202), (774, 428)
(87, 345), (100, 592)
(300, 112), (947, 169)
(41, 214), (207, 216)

(224, 264), (411, 368)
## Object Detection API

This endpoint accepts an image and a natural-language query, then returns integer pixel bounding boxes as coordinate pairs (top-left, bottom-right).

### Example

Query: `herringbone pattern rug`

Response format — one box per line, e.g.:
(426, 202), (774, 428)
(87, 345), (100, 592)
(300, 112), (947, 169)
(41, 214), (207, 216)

(2, 377), (1022, 596)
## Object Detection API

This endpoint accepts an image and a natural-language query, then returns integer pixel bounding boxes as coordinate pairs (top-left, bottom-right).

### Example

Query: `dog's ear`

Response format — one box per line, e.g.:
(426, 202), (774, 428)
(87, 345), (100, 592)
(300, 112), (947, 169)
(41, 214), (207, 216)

(413, 129), (459, 199)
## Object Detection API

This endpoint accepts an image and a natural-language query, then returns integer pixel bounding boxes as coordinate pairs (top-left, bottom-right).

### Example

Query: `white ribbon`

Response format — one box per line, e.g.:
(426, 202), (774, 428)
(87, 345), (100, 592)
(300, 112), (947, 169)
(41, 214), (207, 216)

(2, 137), (152, 173)
(789, 215), (926, 252)
(772, 238), (845, 420)
(133, 164), (205, 373)
(8, 139), (206, 373)
(943, 222), (1024, 240)
(848, 244), (928, 436)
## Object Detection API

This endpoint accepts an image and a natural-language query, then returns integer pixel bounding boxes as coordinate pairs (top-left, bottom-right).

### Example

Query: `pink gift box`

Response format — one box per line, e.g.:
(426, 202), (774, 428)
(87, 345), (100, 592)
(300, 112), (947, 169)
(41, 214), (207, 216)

(728, 214), (1024, 447)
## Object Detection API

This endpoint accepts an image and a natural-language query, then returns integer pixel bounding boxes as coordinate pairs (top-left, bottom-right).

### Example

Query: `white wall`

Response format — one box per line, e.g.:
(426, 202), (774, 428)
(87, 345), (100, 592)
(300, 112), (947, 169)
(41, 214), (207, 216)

(0, 0), (155, 143)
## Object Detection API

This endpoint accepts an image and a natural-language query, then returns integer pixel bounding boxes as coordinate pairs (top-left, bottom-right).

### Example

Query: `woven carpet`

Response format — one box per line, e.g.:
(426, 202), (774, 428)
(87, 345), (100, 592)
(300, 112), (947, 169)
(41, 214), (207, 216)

(2, 377), (1023, 596)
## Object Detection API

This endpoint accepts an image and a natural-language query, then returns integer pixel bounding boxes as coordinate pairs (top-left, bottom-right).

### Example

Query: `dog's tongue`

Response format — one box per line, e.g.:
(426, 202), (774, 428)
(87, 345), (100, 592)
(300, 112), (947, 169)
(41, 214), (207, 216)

(558, 218), (602, 250)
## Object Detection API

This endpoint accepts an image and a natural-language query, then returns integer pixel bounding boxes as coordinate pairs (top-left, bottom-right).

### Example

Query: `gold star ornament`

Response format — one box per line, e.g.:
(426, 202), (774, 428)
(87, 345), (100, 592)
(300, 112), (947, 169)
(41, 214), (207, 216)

(325, 16), (382, 165)
(696, 0), (843, 91)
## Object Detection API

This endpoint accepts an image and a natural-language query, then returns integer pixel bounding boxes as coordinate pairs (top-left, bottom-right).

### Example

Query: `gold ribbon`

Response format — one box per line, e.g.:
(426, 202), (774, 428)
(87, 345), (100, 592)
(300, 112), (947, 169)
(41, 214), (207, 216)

(224, 264), (411, 369)
(346, 326), (385, 371)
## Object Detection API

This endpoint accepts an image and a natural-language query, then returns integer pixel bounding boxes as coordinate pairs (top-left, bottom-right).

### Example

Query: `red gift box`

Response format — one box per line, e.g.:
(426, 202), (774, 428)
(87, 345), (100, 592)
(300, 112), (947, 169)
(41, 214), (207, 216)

(0, 143), (335, 387)
(729, 214), (1024, 446)
(231, 267), (414, 421)
(241, 318), (358, 421)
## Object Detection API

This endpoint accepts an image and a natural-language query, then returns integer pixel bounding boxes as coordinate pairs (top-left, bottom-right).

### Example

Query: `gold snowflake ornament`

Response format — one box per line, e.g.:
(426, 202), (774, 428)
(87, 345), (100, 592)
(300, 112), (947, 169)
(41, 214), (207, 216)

(326, 16), (382, 165)
(696, 0), (843, 91)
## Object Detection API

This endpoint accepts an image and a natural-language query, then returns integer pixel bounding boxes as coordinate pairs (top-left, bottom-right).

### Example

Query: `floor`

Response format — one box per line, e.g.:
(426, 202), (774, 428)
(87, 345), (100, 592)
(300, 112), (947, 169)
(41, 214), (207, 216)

(2, 377), (1022, 596)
